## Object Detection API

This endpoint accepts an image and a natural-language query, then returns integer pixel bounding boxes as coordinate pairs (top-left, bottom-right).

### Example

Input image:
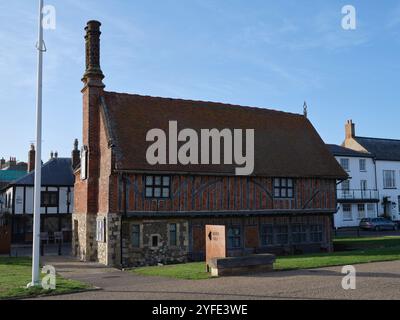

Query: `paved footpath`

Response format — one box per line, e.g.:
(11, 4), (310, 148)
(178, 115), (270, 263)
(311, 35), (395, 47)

(35, 257), (400, 300)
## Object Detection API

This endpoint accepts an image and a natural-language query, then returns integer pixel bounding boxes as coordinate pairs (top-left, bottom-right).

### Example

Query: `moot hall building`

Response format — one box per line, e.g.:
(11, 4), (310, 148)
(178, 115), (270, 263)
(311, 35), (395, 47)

(73, 20), (347, 267)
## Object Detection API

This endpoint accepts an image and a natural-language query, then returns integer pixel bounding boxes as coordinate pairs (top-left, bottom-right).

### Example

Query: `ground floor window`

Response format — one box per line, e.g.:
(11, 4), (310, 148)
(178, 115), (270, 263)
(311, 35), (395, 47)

(275, 225), (289, 245)
(357, 204), (366, 219)
(151, 235), (160, 248)
(228, 226), (241, 249)
(310, 225), (323, 243)
(96, 218), (106, 243)
(260, 224), (274, 246)
(343, 204), (352, 221)
(291, 224), (307, 244)
(169, 223), (177, 246)
(132, 224), (140, 248)
(367, 204), (375, 217)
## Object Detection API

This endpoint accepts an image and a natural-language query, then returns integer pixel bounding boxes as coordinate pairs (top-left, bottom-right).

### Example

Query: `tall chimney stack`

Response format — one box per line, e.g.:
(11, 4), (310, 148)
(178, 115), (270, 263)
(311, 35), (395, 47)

(28, 144), (36, 172)
(345, 120), (356, 139)
(82, 21), (105, 88)
(72, 139), (81, 170)
(0, 158), (5, 169)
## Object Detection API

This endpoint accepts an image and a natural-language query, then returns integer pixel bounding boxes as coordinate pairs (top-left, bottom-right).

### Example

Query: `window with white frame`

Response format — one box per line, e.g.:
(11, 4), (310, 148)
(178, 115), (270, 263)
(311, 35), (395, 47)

(340, 158), (350, 171)
(359, 159), (366, 172)
(343, 204), (353, 221)
(367, 204), (375, 217)
(357, 204), (366, 219)
(96, 218), (106, 243)
(341, 180), (350, 196)
(383, 170), (396, 189)
(360, 180), (367, 197)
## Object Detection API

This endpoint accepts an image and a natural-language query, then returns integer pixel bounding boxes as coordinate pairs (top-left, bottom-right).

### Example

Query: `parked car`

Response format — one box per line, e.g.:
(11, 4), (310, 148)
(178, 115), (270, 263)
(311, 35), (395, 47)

(359, 218), (398, 231)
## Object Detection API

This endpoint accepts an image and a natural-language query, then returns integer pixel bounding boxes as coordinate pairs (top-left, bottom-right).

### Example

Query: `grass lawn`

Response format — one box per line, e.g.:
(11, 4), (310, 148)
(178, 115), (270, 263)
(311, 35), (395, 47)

(133, 238), (400, 280)
(333, 236), (400, 249)
(0, 257), (91, 300)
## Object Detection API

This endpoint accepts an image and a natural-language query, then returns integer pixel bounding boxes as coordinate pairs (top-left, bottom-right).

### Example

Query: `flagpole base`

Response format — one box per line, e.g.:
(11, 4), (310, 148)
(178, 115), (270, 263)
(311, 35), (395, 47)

(26, 281), (41, 289)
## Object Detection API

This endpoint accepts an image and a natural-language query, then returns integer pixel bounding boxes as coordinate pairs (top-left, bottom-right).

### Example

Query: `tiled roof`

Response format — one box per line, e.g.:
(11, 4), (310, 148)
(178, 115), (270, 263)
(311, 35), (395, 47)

(326, 144), (373, 158)
(9, 158), (74, 187)
(355, 137), (400, 161)
(101, 91), (348, 179)
(0, 170), (27, 183)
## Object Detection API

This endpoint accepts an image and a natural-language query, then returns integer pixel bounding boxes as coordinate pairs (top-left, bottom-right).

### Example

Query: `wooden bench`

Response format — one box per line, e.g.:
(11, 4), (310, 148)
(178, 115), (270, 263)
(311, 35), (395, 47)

(209, 254), (276, 277)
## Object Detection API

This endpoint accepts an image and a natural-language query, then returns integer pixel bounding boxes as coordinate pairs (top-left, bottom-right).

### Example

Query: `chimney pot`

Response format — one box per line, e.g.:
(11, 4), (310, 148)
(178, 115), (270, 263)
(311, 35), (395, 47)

(28, 144), (36, 172)
(72, 139), (81, 170)
(345, 119), (356, 139)
(82, 20), (105, 87)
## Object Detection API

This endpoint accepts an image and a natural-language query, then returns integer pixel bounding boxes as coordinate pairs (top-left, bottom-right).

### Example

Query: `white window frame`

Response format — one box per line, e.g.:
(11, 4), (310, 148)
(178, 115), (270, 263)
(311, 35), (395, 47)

(96, 218), (106, 243)
(340, 158), (350, 171)
(343, 204), (353, 221)
(359, 159), (366, 172)
(357, 204), (366, 219)
(383, 170), (396, 189)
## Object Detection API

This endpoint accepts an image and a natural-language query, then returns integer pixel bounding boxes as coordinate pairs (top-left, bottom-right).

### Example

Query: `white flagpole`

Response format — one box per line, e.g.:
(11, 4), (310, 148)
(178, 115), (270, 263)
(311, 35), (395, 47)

(29, 0), (44, 287)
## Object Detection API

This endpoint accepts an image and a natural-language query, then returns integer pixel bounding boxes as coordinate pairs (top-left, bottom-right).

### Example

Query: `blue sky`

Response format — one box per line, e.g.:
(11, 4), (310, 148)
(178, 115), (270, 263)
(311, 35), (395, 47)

(1, 0), (400, 162)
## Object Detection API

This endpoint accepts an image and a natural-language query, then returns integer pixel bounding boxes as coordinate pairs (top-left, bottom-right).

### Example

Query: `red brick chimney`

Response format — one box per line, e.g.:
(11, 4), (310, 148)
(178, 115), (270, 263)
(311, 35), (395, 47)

(80, 20), (105, 214)
(72, 139), (81, 169)
(345, 120), (356, 140)
(28, 144), (36, 172)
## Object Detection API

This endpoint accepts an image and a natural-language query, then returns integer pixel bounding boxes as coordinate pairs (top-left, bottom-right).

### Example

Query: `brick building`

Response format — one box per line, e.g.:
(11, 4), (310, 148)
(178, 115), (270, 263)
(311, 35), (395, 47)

(73, 21), (347, 267)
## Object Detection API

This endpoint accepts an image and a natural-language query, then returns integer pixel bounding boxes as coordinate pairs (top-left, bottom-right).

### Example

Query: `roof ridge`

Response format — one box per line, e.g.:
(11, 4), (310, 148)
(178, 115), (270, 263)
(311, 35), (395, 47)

(356, 136), (400, 142)
(104, 90), (304, 118)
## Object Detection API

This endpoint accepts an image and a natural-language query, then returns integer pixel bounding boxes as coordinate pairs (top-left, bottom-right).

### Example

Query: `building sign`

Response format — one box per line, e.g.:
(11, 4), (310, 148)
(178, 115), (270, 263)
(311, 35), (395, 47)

(205, 225), (226, 272)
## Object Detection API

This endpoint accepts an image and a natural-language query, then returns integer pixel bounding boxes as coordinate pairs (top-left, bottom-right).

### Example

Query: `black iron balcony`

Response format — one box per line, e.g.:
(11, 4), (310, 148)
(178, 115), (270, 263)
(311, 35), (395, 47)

(337, 189), (379, 203)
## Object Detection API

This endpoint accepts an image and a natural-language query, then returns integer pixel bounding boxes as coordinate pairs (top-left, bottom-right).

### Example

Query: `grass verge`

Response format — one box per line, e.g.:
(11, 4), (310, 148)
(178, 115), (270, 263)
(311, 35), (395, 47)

(133, 245), (400, 280)
(0, 257), (91, 300)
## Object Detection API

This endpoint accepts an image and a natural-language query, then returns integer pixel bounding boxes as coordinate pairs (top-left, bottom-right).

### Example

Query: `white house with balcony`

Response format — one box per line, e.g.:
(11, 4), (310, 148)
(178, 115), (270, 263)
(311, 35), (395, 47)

(327, 144), (379, 228)
(342, 120), (400, 223)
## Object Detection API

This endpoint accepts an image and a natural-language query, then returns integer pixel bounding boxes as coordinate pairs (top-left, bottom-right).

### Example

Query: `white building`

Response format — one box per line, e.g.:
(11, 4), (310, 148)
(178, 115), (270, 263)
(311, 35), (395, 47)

(327, 144), (379, 228)
(342, 120), (400, 223)
(0, 157), (75, 243)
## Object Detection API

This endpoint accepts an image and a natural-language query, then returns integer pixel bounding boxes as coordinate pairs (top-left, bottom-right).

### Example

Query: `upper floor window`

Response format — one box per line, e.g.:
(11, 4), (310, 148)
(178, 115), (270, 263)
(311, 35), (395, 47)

(145, 176), (171, 199)
(41, 191), (58, 207)
(383, 170), (396, 189)
(273, 178), (294, 198)
(340, 158), (350, 171)
(359, 159), (366, 172)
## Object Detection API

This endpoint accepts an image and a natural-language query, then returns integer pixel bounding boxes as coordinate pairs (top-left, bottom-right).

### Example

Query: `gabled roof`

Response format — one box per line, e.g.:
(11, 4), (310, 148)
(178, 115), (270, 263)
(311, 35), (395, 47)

(101, 91), (347, 179)
(0, 170), (27, 183)
(9, 158), (74, 187)
(354, 136), (400, 161)
(326, 144), (373, 158)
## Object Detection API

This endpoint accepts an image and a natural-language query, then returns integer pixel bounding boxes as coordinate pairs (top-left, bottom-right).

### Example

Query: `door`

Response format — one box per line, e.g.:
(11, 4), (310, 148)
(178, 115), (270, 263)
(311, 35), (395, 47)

(245, 225), (259, 253)
(0, 216), (11, 254)
(192, 226), (205, 261)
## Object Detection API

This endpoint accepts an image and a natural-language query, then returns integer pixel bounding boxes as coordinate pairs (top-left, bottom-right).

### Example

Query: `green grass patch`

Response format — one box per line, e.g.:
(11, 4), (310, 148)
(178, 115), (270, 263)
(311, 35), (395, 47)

(135, 262), (211, 280)
(0, 257), (91, 300)
(133, 246), (400, 280)
(333, 236), (400, 249)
